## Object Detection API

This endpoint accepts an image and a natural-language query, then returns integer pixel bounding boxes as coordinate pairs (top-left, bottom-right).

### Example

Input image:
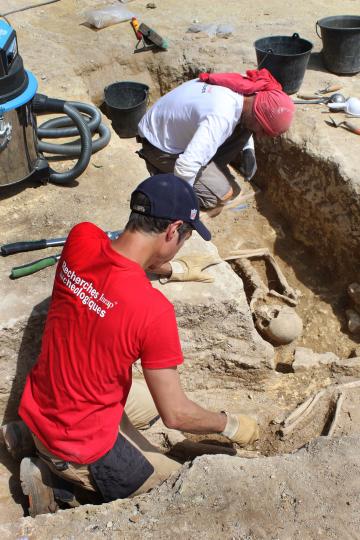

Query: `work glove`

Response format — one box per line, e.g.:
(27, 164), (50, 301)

(221, 412), (260, 447)
(160, 254), (222, 284)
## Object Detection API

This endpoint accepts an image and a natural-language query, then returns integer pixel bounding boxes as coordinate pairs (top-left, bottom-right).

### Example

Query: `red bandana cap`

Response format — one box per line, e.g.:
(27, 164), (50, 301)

(253, 89), (295, 137)
(199, 68), (295, 137)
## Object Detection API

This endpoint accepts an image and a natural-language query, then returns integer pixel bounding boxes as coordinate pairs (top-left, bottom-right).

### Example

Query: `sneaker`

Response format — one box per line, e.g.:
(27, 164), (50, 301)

(1, 421), (36, 460)
(20, 457), (58, 517)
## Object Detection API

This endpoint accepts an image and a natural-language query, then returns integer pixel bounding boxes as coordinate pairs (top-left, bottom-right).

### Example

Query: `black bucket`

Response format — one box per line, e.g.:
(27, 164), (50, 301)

(104, 81), (149, 138)
(254, 33), (313, 94)
(316, 15), (360, 74)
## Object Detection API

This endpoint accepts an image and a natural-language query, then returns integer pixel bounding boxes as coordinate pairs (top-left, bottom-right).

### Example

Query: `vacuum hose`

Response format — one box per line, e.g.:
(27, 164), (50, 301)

(32, 94), (111, 185)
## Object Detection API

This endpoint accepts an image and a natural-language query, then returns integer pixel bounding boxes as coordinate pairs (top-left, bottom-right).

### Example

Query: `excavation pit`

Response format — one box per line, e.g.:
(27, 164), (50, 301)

(0, 0), (360, 535)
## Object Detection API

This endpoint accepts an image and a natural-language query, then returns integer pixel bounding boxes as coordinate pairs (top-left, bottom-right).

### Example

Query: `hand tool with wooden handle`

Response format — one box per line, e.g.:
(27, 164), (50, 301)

(326, 116), (360, 135)
(318, 84), (342, 94)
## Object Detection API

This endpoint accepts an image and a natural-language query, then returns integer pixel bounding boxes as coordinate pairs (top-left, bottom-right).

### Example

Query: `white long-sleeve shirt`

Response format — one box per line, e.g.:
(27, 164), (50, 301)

(138, 79), (253, 186)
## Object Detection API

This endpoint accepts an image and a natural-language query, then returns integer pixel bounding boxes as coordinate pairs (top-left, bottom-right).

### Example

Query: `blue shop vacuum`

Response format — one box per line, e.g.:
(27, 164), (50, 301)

(0, 18), (111, 187)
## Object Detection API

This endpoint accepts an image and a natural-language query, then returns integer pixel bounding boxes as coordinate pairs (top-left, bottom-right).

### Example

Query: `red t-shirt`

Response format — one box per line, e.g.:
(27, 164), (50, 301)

(19, 223), (183, 464)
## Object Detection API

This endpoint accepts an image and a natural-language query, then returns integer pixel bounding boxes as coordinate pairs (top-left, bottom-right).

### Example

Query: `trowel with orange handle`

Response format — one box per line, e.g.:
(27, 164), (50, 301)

(326, 116), (360, 135)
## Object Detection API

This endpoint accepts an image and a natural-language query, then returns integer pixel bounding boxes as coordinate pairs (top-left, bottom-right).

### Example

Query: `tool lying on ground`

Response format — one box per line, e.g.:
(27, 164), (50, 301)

(293, 93), (346, 105)
(328, 96), (360, 117)
(0, 18), (110, 188)
(130, 17), (168, 53)
(10, 254), (62, 280)
(325, 116), (360, 135)
(317, 83), (343, 95)
(297, 84), (343, 99)
(1, 230), (121, 278)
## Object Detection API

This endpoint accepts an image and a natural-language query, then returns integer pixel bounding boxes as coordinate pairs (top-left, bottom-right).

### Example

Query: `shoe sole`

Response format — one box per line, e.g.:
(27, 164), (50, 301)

(20, 457), (58, 517)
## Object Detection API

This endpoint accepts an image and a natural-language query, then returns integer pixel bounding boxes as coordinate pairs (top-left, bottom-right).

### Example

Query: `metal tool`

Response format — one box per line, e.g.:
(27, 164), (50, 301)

(1, 230), (122, 256)
(293, 93), (346, 105)
(296, 92), (345, 102)
(2, 230), (122, 278)
(325, 116), (360, 135)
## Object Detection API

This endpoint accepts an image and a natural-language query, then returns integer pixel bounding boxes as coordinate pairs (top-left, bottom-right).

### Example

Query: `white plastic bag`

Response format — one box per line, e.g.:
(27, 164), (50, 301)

(85, 5), (135, 29)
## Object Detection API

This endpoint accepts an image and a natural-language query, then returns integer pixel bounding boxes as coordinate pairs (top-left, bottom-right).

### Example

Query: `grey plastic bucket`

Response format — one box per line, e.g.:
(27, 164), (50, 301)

(316, 15), (360, 74)
(104, 81), (149, 138)
(254, 33), (313, 94)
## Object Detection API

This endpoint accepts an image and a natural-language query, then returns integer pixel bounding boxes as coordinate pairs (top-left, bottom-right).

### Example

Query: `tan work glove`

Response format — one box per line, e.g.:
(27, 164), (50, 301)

(221, 412), (260, 447)
(161, 254), (222, 284)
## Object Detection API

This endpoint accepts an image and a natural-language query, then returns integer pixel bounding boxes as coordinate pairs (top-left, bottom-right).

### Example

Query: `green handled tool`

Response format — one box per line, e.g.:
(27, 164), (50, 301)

(10, 254), (61, 279)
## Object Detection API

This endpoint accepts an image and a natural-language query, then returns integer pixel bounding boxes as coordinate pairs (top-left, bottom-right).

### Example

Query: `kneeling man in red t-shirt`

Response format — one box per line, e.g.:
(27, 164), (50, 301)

(10, 174), (259, 516)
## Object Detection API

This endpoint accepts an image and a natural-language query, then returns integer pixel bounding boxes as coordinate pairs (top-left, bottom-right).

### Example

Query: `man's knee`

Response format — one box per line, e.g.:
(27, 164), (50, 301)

(220, 186), (233, 202)
(194, 184), (233, 210)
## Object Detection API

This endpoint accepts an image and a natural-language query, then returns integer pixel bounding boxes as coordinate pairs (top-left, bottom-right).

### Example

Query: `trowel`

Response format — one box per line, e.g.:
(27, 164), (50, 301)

(328, 97), (360, 117)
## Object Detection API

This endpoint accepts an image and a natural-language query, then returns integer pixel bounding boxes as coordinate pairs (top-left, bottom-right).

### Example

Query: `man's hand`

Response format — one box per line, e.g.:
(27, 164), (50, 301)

(221, 413), (259, 446)
(161, 254), (222, 283)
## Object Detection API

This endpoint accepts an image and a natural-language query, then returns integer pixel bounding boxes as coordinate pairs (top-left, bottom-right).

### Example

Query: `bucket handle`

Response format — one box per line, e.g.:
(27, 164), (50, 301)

(315, 21), (322, 39)
(257, 48), (273, 69)
(291, 33), (300, 39)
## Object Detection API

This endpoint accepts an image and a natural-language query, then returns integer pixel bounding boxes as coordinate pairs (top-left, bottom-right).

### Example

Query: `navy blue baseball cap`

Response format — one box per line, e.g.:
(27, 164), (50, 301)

(130, 173), (211, 241)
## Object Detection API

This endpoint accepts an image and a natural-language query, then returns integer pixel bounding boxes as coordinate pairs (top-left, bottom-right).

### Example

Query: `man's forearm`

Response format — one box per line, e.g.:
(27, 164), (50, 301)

(166, 397), (227, 434)
(143, 367), (227, 434)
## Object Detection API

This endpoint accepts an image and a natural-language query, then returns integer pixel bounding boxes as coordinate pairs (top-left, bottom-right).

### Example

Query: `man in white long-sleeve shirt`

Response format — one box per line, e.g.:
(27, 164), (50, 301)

(137, 79), (258, 211)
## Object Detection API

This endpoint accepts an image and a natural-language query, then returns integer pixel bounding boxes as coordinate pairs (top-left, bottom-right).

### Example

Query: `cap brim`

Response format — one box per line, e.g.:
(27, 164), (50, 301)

(192, 219), (211, 241)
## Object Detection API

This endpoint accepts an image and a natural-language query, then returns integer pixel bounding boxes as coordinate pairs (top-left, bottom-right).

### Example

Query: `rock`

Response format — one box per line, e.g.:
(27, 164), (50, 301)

(349, 347), (360, 358)
(292, 347), (339, 372)
(332, 357), (360, 376)
(346, 309), (360, 334)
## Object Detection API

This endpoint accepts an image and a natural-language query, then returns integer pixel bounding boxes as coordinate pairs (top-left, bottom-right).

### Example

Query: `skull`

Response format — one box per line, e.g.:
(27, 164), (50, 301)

(254, 304), (303, 345)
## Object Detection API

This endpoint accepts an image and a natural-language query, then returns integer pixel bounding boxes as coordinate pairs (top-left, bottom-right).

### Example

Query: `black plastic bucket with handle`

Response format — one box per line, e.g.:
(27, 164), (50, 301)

(104, 81), (149, 138)
(254, 33), (313, 95)
(316, 15), (360, 74)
